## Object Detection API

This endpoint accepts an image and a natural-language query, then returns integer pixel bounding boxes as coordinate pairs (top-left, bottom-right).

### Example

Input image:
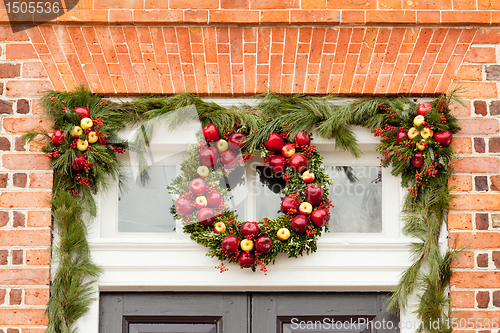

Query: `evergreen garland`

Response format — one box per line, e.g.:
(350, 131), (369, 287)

(28, 87), (460, 333)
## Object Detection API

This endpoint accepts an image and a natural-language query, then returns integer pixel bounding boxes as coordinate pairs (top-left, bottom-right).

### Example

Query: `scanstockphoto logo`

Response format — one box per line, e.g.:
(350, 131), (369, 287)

(3, 0), (78, 32)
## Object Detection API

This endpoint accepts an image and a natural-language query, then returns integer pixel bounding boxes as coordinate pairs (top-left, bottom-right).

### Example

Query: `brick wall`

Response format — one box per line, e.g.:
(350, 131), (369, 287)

(0, 0), (499, 332)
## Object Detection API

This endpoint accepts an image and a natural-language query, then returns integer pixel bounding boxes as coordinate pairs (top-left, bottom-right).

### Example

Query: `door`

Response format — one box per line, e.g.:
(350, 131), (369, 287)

(100, 292), (398, 333)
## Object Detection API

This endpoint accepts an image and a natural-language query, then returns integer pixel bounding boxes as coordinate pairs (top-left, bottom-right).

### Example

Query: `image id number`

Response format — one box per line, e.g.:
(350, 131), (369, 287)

(5, 1), (60, 14)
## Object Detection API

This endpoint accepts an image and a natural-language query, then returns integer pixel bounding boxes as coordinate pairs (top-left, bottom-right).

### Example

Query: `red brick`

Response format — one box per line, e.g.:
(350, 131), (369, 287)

(29, 173), (53, 189)
(0, 229), (50, 246)
(450, 290), (475, 308)
(464, 47), (497, 63)
(210, 10), (260, 23)
(416, 10), (440, 24)
(3, 117), (52, 134)
(134, 10), (183, 23)
(26, 249), (50, 265)
(170, 0), (218, 8)
(0, 64), (20, 78)
(250, 0), (298, 9)
(451, 272), (500, 288)
(366, 10), (416, 24)
(22, 62), (47, 78)
(0, 269), (49, 286)
(2, 154), (50, 170)
(27, 211), (51, 228)
(457, 118), (499, 135)
(185, 10), (209, 23)
(5, 80), (52, 97)
(441, 11), (491, 24)
(451, 194), (500, 211)
(302, 0), (326, 9)
(450, 251), (474, 268)
(5, 44), (37, 60)
(0, 27), (29, 41)
(451, 232), (500, 249)
(0, 192), (51, 208)
(473, 29), (500, 44)
(455, 65), (482, 81)
(451, 137), (473, 154)
(449, 175), (473, 191)
(0, 309), (48, 325)
(291, 10), (341, 23)
(260, 10), (289, 23)
(448, 213), (473, 230)
(342, 10), (365, 24)
(25, 288), (50, 305)
(451, 82), (497, 98)
(327, 0), (376, 8)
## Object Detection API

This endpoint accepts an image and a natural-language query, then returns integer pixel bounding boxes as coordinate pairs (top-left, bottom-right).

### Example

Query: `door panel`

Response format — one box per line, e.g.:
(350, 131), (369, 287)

(100, 292), (398, 333)
(252, 293), (398, 333)
(100, 293), (248, 333)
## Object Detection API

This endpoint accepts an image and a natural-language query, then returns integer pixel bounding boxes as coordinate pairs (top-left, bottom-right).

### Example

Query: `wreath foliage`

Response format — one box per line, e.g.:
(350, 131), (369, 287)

(27, 87), (461, 333)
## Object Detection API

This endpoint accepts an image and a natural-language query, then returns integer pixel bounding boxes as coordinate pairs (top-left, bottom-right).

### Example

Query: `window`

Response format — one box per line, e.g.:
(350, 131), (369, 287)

(81, 99), (421, 333)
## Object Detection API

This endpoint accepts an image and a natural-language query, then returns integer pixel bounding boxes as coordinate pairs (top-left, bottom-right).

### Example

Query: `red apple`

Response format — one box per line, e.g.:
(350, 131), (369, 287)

(240, 222), (259, 239)
(197, 207), (216, 226)
(291, 215), (309, 234)
(189, 178), (207, 196)
(305, 184), (324, 205)
(264, 133), (284, 151)
(289, 153), (308, 173)
(269, 155), (287, 174)
(207, 191), (224, 208)
(71, 154), (85, 171)
(281, 144), (296, 158)
(220, 150), (238, 170)
(417, 102), (432, 116)
(294, 131), (311, 147)
(73, 106), (91, 119)
(281, 196), (299, 214)
(254, 236), (273, 254)
(411, 152), (424, 168)
(175, 197), (194, 216)
(202, 124), (220, 142)
(200, 147), (219, 167)
(237, 252), (255, 268)
(51, 129), (66, 146)
(302, 170), (315, 183)
(97, 136), (107, 145)
(396, 129), (409, 145)
(310, 209), (330, 228)
(228, 132), (246, 150)
(221, 235), (240, 253)
(434, 130), (452, 147)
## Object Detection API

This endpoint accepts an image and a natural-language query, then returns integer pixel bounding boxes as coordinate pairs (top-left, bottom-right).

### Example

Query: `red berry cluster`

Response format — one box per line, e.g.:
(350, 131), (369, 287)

(46, 148), (61, 158)
(113, 147), (126, 154)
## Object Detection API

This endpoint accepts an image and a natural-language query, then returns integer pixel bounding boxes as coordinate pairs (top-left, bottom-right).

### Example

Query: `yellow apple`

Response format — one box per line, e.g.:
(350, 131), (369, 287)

(416, 139), (426, 151)
(407, 127), (419, 139)
(216, 139), (229, 152)
(421, 127), (433, 139)
(70, 126), (83, 138)
(302, 170), (315, 183)
(240, 239), (254, 251)
(80, 117), (93, 130)
(413, 115), (425, 126)
(77, 139), (89, 151)
(276, 228), (291, 241)
(87, 131), (98, 143)
(213, 221), (226, 233)
(299, 202), (313, 215)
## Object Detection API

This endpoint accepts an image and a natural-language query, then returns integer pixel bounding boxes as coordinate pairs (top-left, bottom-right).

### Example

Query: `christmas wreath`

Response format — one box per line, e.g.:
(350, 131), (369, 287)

(169, 124), (333, 272)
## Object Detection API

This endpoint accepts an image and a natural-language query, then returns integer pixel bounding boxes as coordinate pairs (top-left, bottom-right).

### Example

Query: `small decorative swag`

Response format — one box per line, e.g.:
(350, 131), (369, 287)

(26, 87), (461, 333)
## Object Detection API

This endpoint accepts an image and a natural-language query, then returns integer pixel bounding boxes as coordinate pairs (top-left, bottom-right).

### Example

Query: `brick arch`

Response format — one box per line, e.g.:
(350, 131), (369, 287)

(25, 25), (476, 96)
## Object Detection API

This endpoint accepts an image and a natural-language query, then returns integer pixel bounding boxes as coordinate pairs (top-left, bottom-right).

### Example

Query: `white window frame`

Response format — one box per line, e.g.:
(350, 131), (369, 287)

(71, 98), (444, 332)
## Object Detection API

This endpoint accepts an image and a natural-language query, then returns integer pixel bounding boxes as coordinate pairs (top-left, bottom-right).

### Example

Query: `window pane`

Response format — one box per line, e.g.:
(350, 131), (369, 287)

(325, 166), (382, 233)
(118, 165), (176, 233)
(255, 166), (285, 220)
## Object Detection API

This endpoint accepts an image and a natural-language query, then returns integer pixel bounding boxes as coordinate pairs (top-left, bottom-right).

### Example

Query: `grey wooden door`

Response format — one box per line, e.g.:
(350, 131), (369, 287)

(100, 292), (398, 333)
